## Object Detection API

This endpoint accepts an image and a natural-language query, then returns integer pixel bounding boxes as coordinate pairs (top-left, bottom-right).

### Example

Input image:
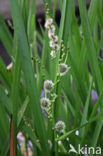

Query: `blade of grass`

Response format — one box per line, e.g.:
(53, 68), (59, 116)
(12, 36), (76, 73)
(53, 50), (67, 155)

(0, 15), (13, 56)
(0, 57), (12, 90)
(80, 77), (92, 134)
(78, 0), (103, 93)
(63, 91), (75, 116)
(79, 0), (99, 80)
(0, 103), (9, 135)
(17, 96), (29, 127)
(80, 89), (103, 145)
(92, 117), (103, 147)
(9, 0), (50, 155)
(53, 0), (57, 18)
(0, 86), (12, 114)
(0, 136), (9, 156)
(11, 51), (21, 155)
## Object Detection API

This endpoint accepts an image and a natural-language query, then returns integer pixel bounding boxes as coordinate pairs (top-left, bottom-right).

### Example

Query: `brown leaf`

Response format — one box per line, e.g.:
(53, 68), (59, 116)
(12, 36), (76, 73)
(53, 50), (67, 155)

(10, 116), (15, 156)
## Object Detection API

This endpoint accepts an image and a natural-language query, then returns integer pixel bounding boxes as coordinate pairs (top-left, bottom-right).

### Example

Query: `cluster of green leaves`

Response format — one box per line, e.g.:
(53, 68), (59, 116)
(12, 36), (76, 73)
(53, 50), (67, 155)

(0, 0), (103, 155)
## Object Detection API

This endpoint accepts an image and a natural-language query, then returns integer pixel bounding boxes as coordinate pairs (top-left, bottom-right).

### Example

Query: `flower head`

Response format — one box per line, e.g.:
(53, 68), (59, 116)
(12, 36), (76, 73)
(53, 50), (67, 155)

(59, 63), (70, 76)
(40, 97), (50, 109)
(55, 120), (66, 133)
(44, 80), (54, 93)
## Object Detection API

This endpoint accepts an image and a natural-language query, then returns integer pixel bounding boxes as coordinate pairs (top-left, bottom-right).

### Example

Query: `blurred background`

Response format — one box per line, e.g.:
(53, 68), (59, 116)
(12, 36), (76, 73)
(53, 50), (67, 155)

(0, 0), (90, 65)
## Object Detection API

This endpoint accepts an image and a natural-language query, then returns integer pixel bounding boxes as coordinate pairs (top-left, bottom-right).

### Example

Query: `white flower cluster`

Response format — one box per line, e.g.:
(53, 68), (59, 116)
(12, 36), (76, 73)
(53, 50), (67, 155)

(45, 18), (60, 58)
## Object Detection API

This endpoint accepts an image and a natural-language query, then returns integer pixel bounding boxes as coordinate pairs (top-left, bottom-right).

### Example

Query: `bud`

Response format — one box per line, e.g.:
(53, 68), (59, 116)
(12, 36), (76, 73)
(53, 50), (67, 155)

(7, 62), (13, 71)
(75, 130), (79, 136)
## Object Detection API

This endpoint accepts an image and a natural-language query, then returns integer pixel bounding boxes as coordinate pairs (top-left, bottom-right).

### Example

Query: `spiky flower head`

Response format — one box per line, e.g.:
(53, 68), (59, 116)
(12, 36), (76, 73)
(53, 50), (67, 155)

(59, 63), (70, 76)
(55, 120), (66, 133)
(45, 18), (53, 29)
(44, 80), (54, 93)
(40, 97), (50, 109)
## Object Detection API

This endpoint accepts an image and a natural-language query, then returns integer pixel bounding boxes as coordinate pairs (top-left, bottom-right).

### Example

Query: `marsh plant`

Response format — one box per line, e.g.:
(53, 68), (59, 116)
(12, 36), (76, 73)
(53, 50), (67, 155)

(0, 0), (103, 155)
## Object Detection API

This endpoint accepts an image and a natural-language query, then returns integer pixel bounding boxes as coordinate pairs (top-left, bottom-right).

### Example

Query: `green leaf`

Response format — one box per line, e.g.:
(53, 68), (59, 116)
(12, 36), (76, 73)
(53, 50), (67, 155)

(9, 0), (50, 155)
(0, 15), (13, 56)
(17, 96), (29, 127)
(80, 77), (92, 134)
(78, 0), (103, 93)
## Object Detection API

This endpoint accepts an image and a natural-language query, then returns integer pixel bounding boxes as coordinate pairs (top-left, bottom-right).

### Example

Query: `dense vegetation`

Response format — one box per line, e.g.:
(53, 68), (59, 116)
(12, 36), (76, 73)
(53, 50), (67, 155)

(0, 0), (103, 155)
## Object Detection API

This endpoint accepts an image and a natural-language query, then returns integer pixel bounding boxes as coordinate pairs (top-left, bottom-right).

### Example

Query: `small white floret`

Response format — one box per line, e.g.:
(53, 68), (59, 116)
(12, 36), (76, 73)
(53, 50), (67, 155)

(50, 25), (55, 32)
(49, 40), (55, 48)
(75, 130), (79, 136)
(58, 140), (62, 146)
(45, 18), (53, 29)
